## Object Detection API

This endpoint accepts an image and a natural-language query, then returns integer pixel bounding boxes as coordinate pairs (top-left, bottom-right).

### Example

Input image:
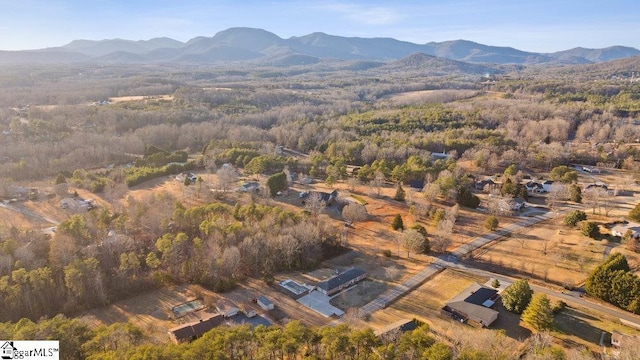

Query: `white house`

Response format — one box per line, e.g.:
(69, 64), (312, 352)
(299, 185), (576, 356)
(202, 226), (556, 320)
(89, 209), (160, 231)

(216, 299), (239, 318)
(611, 222), (640, 238)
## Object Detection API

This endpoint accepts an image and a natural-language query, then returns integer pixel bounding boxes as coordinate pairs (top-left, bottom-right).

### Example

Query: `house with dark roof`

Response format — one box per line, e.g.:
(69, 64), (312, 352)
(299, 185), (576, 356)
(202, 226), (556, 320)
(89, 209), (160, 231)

(584, 183), (609, 192)
(302, 190), (339, 206)
(316, 268), (366, 296)
(525, 181), (543, 193)
(441, 283), (500, 328)
(475, 179), (496, 192)
(238, 181), (260, 192)
(168, 314), (224, 344)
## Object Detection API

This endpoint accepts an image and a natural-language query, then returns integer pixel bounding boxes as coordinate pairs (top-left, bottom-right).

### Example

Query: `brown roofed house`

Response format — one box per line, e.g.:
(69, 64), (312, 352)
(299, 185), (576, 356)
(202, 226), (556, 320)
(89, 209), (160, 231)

(168, 314), (224, 344)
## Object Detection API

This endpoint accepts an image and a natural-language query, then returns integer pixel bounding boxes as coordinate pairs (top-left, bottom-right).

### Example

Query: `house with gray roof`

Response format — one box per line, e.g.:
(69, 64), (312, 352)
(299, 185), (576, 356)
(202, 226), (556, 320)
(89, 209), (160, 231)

(257, 296), (274, 311)
(441, 283), (500, 328)
(315, 268), (366, 296)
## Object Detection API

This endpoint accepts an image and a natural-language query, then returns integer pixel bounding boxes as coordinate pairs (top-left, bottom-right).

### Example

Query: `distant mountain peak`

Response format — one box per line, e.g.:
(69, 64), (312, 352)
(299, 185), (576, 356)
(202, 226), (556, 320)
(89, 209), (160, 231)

(1, 27), (638, 66)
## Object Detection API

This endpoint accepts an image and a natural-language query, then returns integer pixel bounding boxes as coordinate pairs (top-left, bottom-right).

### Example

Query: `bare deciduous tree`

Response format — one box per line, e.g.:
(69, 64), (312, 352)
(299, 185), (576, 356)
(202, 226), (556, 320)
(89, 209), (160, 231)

(304, 192), (325, 217)
(547, 183), (568, 208)
(373, 171), (385, 198)
(401, 229), (426, 258)
(346, 177), (360, 192)
(432, 219), (454, 252)
(217, 165), (238, 193)
(342, 203), (368, 225)
(423, 183), (440, 205)
(601, 189), (615, 217)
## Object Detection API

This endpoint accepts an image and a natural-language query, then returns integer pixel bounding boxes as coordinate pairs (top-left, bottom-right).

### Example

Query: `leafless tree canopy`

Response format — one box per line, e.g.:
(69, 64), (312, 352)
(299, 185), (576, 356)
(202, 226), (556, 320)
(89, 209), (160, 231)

(342, 203), (369, 224)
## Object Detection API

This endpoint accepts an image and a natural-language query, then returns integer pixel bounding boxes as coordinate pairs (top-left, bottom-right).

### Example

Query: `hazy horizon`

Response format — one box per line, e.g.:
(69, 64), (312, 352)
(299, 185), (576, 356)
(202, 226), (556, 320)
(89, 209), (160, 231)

(1, 0), (639, 52)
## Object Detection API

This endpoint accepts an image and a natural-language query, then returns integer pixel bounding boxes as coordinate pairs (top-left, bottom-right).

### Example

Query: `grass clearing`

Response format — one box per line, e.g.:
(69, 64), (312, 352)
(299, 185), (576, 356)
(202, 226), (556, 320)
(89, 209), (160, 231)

(552, 301), (640, 353)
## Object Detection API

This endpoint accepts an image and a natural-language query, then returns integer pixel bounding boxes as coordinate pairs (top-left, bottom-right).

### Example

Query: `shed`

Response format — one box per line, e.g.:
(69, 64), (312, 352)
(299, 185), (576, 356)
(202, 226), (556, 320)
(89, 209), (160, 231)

(216, 299), (239, 318)
(257, 296), (274, 311)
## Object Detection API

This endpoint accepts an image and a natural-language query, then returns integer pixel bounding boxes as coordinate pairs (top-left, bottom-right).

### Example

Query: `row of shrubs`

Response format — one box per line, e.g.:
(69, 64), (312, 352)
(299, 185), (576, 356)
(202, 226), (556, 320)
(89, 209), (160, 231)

(124, 162), (196, 187)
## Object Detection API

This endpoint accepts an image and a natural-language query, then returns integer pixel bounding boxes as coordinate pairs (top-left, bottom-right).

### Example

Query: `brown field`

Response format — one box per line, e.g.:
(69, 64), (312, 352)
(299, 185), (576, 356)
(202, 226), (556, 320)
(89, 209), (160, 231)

(387, 89), (478, 105)
(548, 294), (640, 353)
(348, 269), (488, 331)
(0, 206), (35, 229)
(108, 95), (173, 103)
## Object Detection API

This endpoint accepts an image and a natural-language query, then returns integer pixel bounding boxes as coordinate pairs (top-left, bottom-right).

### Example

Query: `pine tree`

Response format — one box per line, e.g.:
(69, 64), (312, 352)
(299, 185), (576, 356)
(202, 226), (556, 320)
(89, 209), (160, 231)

(491, 279), (500, 289)
(563, 210), (587, 226)
(501, 279), (533, 314)
(629, 202), (640, 222)
(391, 214), (404, 231)
(394, 183), (406, 201)
(569, 184), (582, 203)
(522, 293), (554, 331)
(484, 216), (499, 231)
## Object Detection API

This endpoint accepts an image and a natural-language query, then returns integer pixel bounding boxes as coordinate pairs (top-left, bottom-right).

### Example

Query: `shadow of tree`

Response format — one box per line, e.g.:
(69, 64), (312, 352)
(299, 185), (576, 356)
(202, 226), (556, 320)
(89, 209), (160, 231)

(554, 307), (603, 345)
(492, 301), (532, 341)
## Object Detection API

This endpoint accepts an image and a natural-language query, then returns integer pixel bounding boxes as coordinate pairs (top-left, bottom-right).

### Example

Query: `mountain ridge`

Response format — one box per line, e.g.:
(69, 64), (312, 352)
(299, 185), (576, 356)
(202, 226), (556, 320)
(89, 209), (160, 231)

(1, 27), (638, 66)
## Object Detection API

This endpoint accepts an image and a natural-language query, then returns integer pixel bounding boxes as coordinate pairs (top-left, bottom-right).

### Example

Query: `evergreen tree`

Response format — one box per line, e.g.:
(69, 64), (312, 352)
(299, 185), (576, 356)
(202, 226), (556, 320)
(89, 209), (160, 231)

(394, 183), (406, 201)
(522, 293), (554, 331)
(629, 202), (640, 222)
(456, 187), (480, 208)
(484, 216), (499, 231)
(563, 210), (587, 226)
(266, 172), (287, 197)
(501, 279), (533, 314)
(491, 279), (501, 289)
(580, 221), (600, 239)
(585, 253), (631, 302)
(549, 165), (578, 183)
(569, 184), (582, 203)
(391, 214), (404, 231)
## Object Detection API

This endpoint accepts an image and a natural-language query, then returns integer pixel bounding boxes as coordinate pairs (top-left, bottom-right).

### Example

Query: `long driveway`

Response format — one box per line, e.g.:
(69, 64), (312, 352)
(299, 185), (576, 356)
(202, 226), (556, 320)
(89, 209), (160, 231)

(359, 210), (558, 316)
(448, 261), (640, 328)
(359, 204), (640, 329)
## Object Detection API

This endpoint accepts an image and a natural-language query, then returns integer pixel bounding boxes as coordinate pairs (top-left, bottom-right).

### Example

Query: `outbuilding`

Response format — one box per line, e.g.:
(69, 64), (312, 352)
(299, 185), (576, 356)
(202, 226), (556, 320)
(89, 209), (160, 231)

(257, 296), (275, 311)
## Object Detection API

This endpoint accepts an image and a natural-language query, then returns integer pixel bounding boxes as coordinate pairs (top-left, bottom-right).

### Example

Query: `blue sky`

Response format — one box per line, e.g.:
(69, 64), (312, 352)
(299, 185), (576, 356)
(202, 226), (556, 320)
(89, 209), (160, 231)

(1, 0), (639, 52)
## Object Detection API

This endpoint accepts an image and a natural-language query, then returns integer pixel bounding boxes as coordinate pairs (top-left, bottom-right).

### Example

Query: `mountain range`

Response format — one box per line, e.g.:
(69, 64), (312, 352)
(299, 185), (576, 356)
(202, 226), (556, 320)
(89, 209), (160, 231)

(1, 27), (638, 66)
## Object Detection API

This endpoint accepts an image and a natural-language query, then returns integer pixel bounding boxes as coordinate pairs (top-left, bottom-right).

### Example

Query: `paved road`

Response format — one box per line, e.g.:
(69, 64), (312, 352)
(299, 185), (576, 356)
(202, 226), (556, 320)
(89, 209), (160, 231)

(451, 210), (557, 258)
(447, 261), (640, 328)
(359, 209), (560, 316)
(358, 202), (640, 329)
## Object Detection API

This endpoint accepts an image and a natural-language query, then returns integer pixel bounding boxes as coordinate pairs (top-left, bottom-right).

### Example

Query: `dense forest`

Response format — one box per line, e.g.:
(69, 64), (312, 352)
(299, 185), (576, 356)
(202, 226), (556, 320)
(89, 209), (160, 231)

(1, 59), (640, 184)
